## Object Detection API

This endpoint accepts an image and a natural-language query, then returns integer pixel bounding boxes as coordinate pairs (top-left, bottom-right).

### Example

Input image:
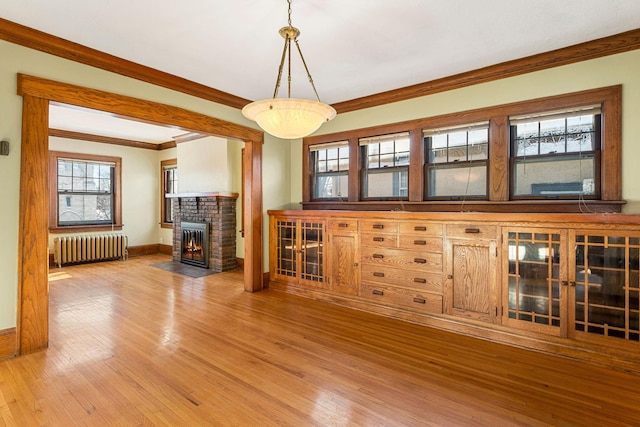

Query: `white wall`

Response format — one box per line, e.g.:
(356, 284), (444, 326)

(177, 136), (229, 192)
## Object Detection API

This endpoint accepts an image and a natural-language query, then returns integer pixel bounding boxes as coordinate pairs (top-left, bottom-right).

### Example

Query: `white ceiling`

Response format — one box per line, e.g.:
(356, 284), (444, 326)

(4, 0), (640, 141)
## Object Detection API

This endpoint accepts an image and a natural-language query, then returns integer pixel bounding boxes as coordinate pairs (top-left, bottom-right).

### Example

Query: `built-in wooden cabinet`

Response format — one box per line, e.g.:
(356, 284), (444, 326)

(445, 224), (499, 324)
(327, 219), (359, 296)
(270, 217), (325, 289)
(268, 210), (640, 368)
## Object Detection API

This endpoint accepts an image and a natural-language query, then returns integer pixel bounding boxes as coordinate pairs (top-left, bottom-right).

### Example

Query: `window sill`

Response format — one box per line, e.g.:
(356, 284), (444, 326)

(160, 223), (173, 229)
(301, 200), (625, 213)
(49, 224), (124, 234)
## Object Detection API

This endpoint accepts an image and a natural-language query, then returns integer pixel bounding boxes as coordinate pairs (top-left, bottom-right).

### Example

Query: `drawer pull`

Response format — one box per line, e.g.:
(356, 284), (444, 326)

(414, 226), (427, 231)
(413, 240), (427, 245)
(413, 297), (426, 304)
(373, 237), (385, 242)
(464, 227), (480, 234)
(413, 278), (426, 284)
(372, 289), (384, 296)
(372, 253), (384, 259)
(372, 224), (385, 229)
(373, 272), (385, 277)
(413, 258), (427, 264)
(338, 223), (350, 228)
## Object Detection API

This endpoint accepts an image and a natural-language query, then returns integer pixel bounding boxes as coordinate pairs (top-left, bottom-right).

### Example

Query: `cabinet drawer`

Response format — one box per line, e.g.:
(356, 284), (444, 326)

(361, 282), (443, 314)
(361, 264), (442, 293)
(398, 235), (442, 252)
(361, 232), (399, 248)
(359, 220), (398, 234)
(398, 222), (443, 236)
(327, 219), (358, 232)
(446, 224), (497, 239)
(361, 246), (442, 272)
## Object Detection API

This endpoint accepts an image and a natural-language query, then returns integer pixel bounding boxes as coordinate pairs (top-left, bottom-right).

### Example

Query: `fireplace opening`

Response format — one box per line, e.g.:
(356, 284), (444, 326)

(181, 222), (209, 268)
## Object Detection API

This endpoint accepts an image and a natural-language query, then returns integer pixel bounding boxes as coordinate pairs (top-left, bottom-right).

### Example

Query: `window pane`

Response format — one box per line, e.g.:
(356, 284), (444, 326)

(428, 164), (487, 197)
(326, 148), (338, 160)
(469, 142), (488, 161)
(58, 176), (72, 191)
(539, 118), (565, 136)
(513, 154), (596, 196)
(567, 114), (595, 134)
(58, 194), (112, 224)
(317, 160), (327, 173)
(85, 178), (99, 192)
(379, 141), (395, 154)
(516, 138), (539, 156)
(367, 155), (379, 169)
(516, 122), (539, 139)
(364, 169), (408, 198)
(379, 153), (394, 168)
(315, 174), (348, 199)
(540, 136), (566, 155)
(72, 177), (86, 191)
(72, 162), (86, 178)
(447, 146), (467, 162)
(326, 159), (339, 172)
(567, 132), (595, 152)
(448, 131), (467, 147)
(58, 160), (73, 176)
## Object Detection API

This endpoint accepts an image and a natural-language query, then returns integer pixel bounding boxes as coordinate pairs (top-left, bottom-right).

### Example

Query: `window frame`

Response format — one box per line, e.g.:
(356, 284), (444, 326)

(160, 158), (178, 228)
(310, 142), (350, 201)
(359, 132), (411, 201)
(49, 151), (122, 233)
(508, 110), (602, 200)
(424, 122), (490, 201)
(302, 86), (622, 213)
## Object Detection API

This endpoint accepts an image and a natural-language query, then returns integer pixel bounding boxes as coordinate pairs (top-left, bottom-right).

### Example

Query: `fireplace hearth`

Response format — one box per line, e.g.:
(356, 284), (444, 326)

(180, 222), (209, 268)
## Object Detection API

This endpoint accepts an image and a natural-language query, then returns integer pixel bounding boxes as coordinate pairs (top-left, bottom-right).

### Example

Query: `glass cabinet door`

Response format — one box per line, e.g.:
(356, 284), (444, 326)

(275, 220), (297, 278)
(573, 233), (640, 345)
(299, 221), (324, 284)
(505, 230), (565, 334)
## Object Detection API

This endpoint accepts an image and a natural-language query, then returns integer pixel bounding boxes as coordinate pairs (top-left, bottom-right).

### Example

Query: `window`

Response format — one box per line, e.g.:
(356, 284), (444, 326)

(161, 159), (178, 227)
(424, 122), (489, 199)
(360, 132), (410, 199)
(510, 107), (601, 199)
(302, 86), (621, 212)
(310, 142), (349, 199)
(49, 151), (122, 231)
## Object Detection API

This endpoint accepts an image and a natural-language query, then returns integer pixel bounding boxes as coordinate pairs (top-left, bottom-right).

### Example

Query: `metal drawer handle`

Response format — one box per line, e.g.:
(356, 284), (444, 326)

(464, 228), (480, 234)
(372, 224), (385, 229)
(413, 240), (426, 245)
(413, 258), (427, 264)
(372, 253), (384, 259)
(372, 289), (384, 296)
(373, 237), (385, 242)
(338, 223), (349, 228)
(373, 272), (385, 277)
(413, 297), (426, 304)
(413, 278), (426, 284)
(414, 226), (427, 231)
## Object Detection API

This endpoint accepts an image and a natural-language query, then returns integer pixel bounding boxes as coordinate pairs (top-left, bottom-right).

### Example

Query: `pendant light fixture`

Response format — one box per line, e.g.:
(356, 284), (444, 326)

(242, 0), (336, 139)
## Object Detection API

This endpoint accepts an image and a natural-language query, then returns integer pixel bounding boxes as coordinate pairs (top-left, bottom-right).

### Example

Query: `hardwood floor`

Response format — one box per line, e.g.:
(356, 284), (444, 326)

(1, 254), (639, 426)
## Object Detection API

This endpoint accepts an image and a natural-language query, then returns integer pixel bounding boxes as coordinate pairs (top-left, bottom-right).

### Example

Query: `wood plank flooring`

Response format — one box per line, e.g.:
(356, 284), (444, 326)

(1, 254), (639, 426)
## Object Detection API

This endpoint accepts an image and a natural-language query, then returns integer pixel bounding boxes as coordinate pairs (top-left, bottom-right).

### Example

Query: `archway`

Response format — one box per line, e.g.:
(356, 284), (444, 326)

(17, 74), (264, 354)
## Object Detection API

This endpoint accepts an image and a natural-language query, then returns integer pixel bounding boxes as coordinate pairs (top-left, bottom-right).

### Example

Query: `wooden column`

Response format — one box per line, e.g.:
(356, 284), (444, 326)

(18, 95), (49, 354)
(243, 140), (264, 292)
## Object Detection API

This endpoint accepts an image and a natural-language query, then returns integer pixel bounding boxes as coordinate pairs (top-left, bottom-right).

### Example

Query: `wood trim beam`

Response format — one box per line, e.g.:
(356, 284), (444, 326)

(243, 141), (263, 292)
(50, 128), (163, 150)
(332, 28), (640, 113)
(0, 18), (250, 110)
(19, 74), (263, 143)
(18, 95), (50, 354)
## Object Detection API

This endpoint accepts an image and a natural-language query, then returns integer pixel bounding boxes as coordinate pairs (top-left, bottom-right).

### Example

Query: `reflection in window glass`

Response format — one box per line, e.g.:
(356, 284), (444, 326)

(424, 123), (489, 199)
(360, 132), (410, 199)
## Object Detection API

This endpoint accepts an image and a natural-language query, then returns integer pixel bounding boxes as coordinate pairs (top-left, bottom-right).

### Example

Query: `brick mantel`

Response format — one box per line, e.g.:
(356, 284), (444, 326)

(172, 194), (237, 272)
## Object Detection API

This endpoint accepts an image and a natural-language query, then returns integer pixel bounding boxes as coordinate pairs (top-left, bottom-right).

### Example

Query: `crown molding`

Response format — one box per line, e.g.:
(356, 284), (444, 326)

(49, 128), (165, 150)
(0, 17), (251, 109)
(332, 28), (640, 113)
(2, 17), (638, 114)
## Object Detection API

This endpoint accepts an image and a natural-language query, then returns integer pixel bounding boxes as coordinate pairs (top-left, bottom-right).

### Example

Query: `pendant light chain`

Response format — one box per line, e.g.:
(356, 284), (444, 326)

(270, 0), (322, 102)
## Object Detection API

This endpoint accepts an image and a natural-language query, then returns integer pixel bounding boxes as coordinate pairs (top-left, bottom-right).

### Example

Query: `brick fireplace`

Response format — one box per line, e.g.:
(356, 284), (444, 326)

(169, 192), (238, 272)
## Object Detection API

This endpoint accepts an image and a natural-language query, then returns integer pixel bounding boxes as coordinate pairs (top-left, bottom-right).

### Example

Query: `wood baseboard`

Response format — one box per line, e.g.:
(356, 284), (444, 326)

(0, 328), (16, 360)
(127, 244), (160, 257)
(158, 244), (172, 255)
(263, 272), (270, 289)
